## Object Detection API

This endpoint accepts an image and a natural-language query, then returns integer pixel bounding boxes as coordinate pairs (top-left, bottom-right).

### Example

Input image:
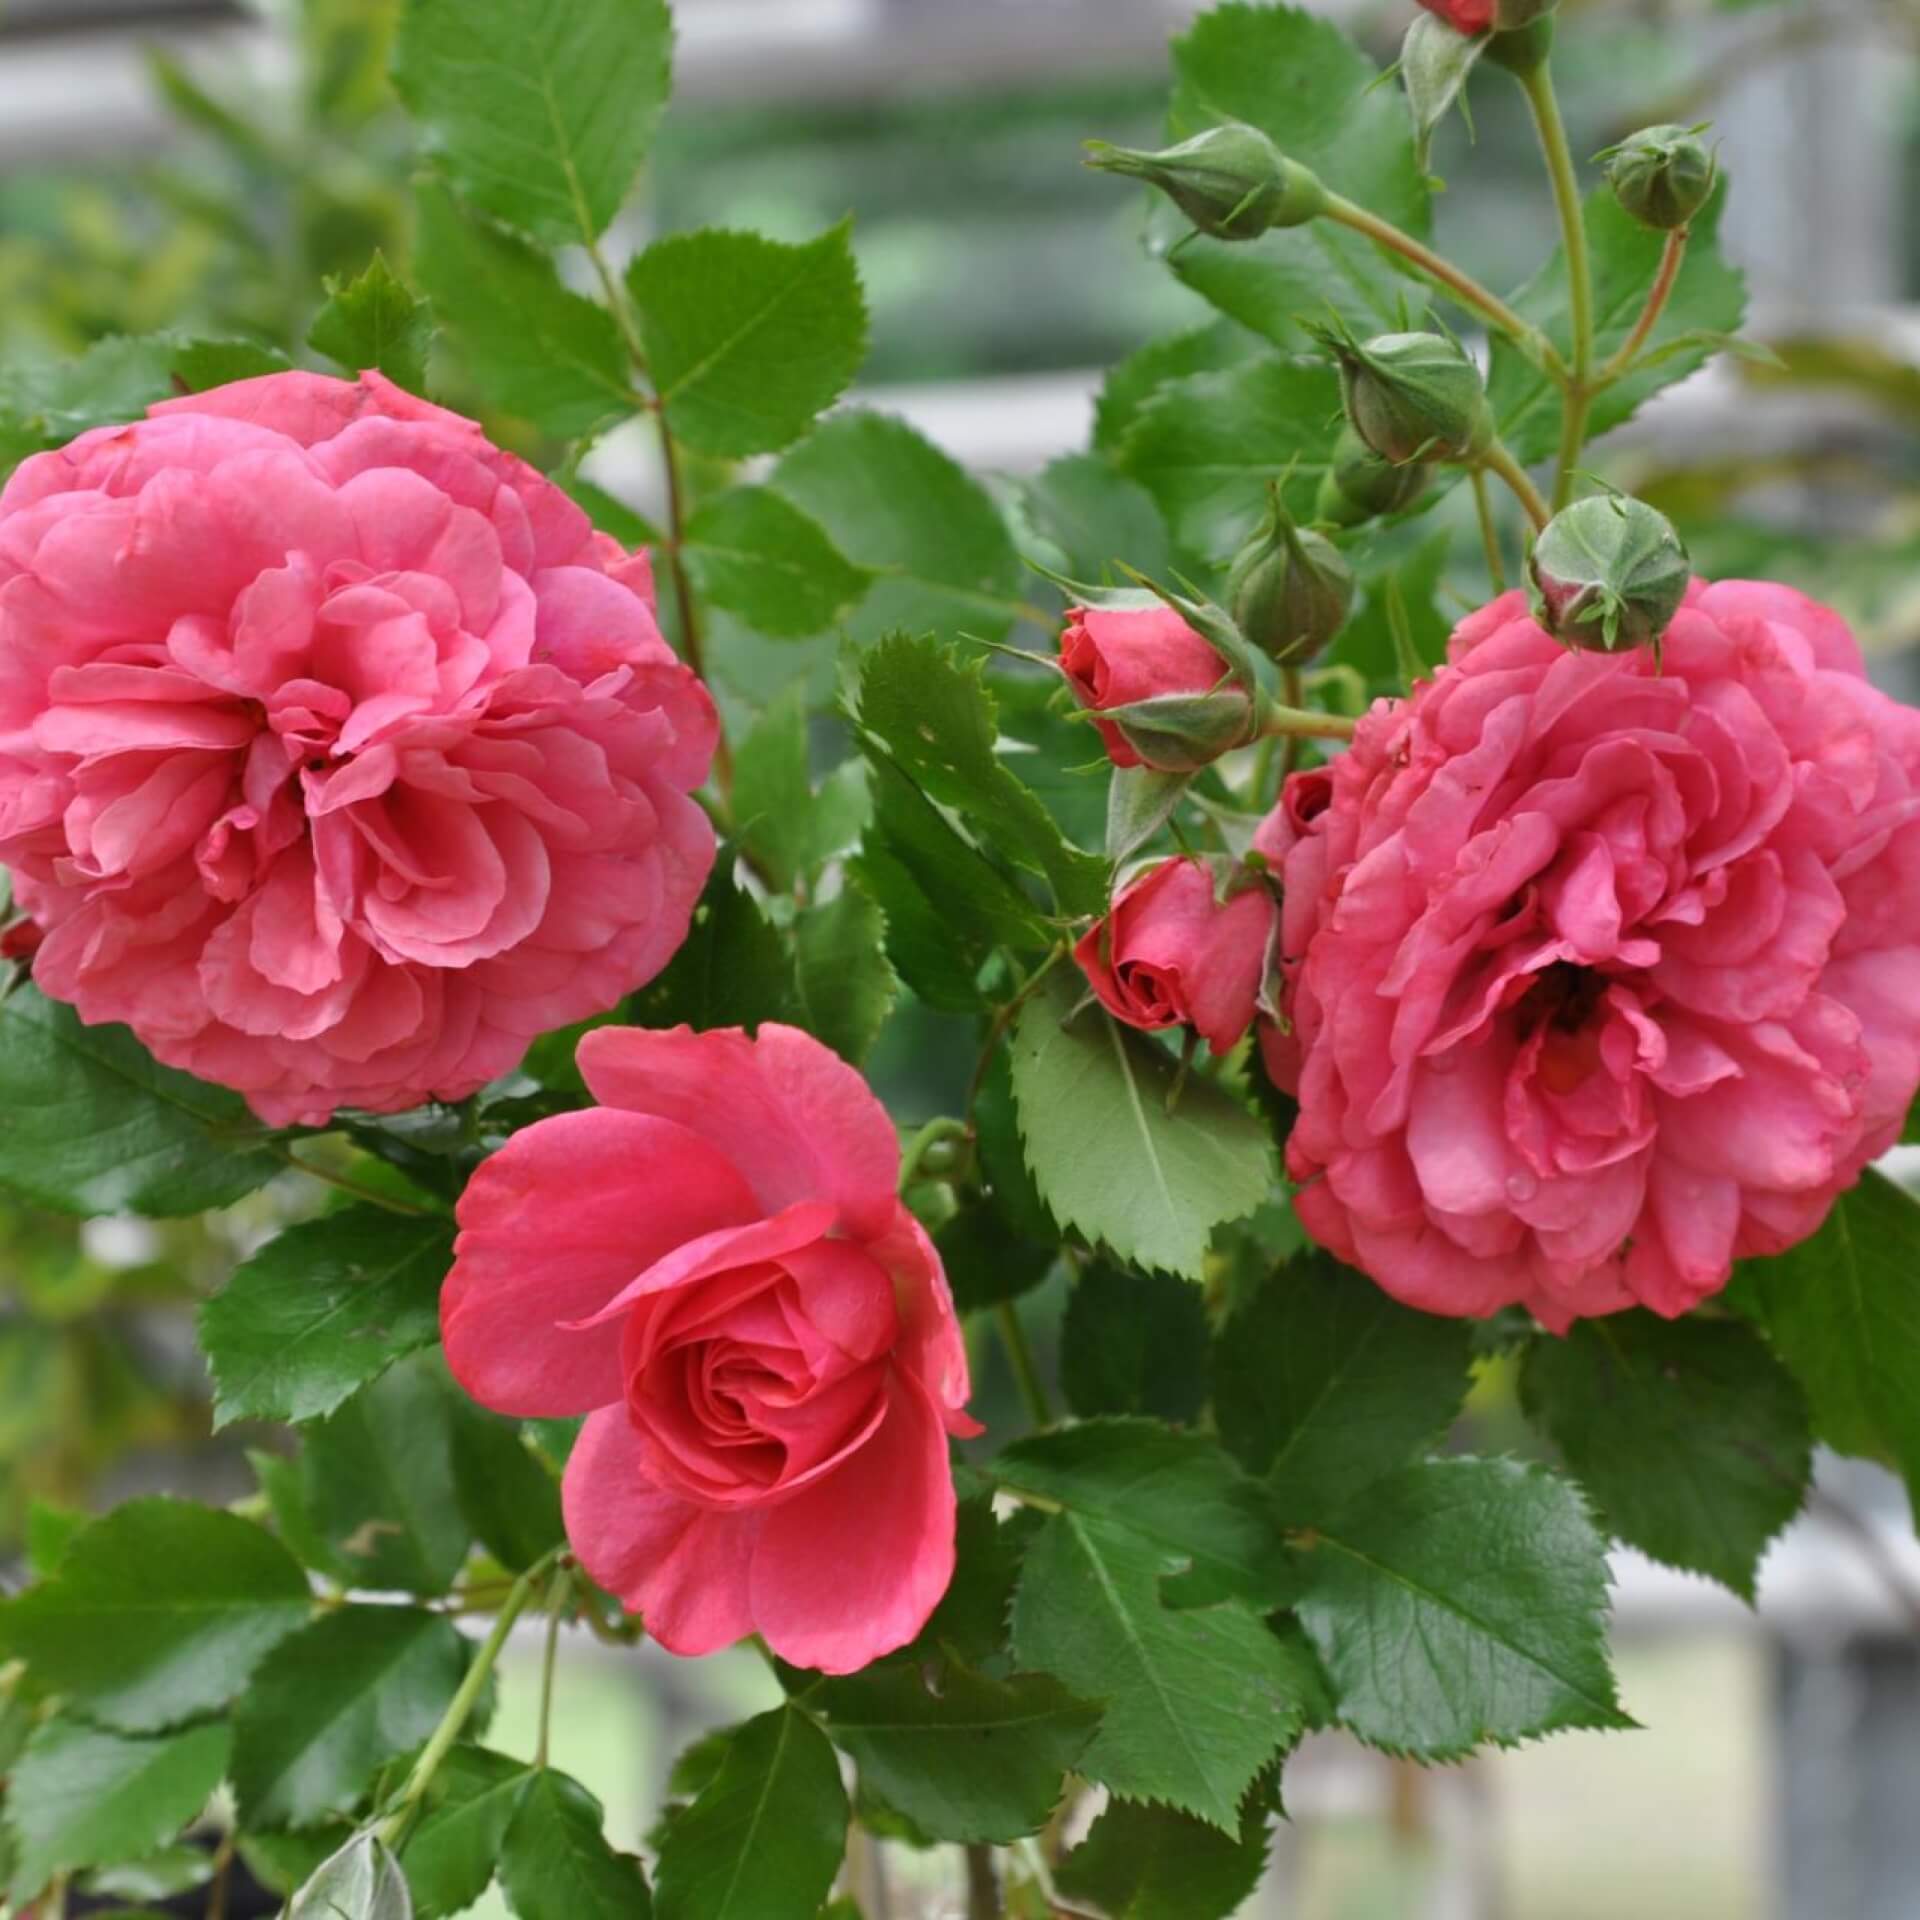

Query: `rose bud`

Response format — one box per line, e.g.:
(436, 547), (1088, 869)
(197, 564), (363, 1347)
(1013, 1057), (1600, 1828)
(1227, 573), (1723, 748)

(0, 917), (44, 964)
(1314, 425), (1433, 527)
(1418, 0), (1556, 32)
(1325, 329), (1493, 466)
(1074, 857), (1277, 1056)
(1527, 494), (1690, 654)
(1601, 124), (1716, 231)
(1059, 602), (1253, 772)
(1084, 122), (1328, 242)
(1225, 491), (1354, 668)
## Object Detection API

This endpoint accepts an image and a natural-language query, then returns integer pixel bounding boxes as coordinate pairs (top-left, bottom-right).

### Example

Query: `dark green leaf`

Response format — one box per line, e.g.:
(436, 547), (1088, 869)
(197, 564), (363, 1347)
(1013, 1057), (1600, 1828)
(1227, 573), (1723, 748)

(232, 1606), (472, 1827)
(653, 1705), (847, 1920)
(794, 880), (898, 1066)
(400, 1748), (527, 1920)
(631, 866), (796, 1034)
(730, 691), (869, 893)
(0, 984), (277, 1217)
(393, 0), (672, 248)
(6, 1719), (230, 1903)
(167, 338), (295, 390)
(1061, 1264), (1211, 1423)
(1093, 321), (1257, 459)
(1009, 974), (1273, 1280)
(1019, 454), (1171, 585)
(974, 1046), (1056, 1244)
(0, 1499), (308, 1733)
(250, 1448), (352, 1583)
(1055, 1796), (1269, 1920)
(630, 225), (867, 458)
(309, 253), (435, 394)
(909, 1494), (1027, 1667)
(499, 1768), (652, 1920)
(414, 180), (634, 439)
(447, 1403), (566, 1574)
(934, 1199), (1056, 1315)
(684, 487), (873, 637)
(200, 1208), (454, 1429)
(812, 1665), (1097, 1844)
(1212, 1252), (1471, 1523)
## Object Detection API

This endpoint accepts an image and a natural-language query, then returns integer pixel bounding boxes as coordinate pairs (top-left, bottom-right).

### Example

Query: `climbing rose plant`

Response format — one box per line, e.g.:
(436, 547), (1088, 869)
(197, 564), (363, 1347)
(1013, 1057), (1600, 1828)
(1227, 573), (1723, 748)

(0, 1), (1913, 1916)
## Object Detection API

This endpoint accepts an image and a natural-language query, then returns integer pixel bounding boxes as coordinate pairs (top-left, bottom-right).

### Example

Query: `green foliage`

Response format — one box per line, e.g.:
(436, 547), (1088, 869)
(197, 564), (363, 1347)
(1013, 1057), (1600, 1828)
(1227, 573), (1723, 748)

(1020, 454), (1172, 586)
(308, 253), (435, 393)
(1055, 1796), (1271, 1920)
(0, 1500), (309, 1733)
(653, 1706), (848, 1920)
(394, 0), (673, 250)
(631, 866), (799, 1035)
(1061, 1263), (1212, 1424)
(446, 1401), (567, 1574)
(793, 881), (899, 1066)
(684, 487), (875, 638)
(500, 1768), (654, 1920)
(0, 985), (279, 1217)
(402, 1748), (529, 1920)
(630, 225), (868, 458)
(200, 1208), (455, 1428)
(1009, 974), (1274, 1281)
(288, 1830), (413, 1920)
(730, 692), (871, 895)
(1093, 321), (1261, 459)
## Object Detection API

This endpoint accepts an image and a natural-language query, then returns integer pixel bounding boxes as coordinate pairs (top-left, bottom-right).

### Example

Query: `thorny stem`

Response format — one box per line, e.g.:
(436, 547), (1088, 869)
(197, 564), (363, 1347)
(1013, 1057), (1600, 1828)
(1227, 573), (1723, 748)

(1471, 468), (1508, 593)
(1601, 227), (1689, 382)
(1479, 438), (1553, 532)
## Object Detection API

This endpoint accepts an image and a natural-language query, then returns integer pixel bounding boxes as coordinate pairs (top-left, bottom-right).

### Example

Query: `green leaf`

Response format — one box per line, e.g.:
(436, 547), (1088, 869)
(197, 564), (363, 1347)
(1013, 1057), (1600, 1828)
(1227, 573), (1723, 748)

(414, 180), (634, 439)
(301, 1361), (472, 1595)
(500, 1768), (652, 1920)
(84, 1842), (214, 1903)
(1489, 182), (1746, 464)
(1212, 1252), (1472, 1524)
(1009, 973), (1273, 1280)
(731, 694), (870, 893)
(653, 1705), (848, 1920)
(1521, 1313), (1810, 1599)
(200, 1208), (455, 1429)
(684, 486), (874, 638)
(630, 225), (867, 459)
(168, 337), (295, 390)
(232, 1606), (472, 1827)
(1061, 1264), (1211, 1424)
(1328, 531), (1453, 687)
(811, 1665), (1098, 1845)
(402, 1747), (528, 1920)
(309, 253), (435, 395)
(289, 1830), (414, 1920)
(1399, 14), (1489, 173)
(857, 633), (1106, 916)
(448, 1404), (567, 1574)
(631, 866), (797, 1034)
(974, 1046), (1056, 1244)
(1106, 766), (1192, 867)
(1288, 1457), (1630, 1759)
(934, 1199), (1056, 1315)
(1118, 356), (1344, 558)
(1093, 321), (1256, 458)
(0, 984), (278, 1217)
(6, 1719), (230, 1903)
(393, 0), (672, 249)
(770, 411), (1026, 646)
(1165, 3), (1431, 347)
(1729, 1167), (1920, 1511)
(1019, 454), (1171, 586)
(0, 1499), (309, 1734)
(23, 1498), (85, 1578)
(909, 1494), (1028, 1667)
(794, 881), (898, 1066)
(1055, 1797), (1269, 1920)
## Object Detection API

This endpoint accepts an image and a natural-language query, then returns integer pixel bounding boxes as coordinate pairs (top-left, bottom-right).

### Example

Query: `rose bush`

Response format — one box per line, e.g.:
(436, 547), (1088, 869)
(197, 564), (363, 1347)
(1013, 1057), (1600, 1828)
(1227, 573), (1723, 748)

(441, 1021), (976, 1673)
(1263, 581), (1920, 1328)
(0, 369), (715, 1125)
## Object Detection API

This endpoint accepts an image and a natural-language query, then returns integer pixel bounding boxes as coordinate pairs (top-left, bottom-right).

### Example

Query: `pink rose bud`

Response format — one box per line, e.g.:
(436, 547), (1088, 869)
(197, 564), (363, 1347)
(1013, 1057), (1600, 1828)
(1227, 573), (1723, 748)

(0, 370), (717, 1125)
(1060, 602), (1253, 773)
(1074, 857), (1277, 1056)
(0, 918), (44, 963)
(442, 1022), (978, 1674)
(1266, 579), (1920, 1332)
(1416, 0), (1554, 33)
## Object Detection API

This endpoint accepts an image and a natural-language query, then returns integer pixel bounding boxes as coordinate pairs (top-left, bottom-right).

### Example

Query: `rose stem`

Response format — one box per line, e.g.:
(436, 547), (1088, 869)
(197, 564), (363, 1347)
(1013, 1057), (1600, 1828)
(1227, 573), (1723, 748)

(1600, 226), (1689, 382)
(1479, 439), (1553, 532)
(1471, 469), (1508, 592)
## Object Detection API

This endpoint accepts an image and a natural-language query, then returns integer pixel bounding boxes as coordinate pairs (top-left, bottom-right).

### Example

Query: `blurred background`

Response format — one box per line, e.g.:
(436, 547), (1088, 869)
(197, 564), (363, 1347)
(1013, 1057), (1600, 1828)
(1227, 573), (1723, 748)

(4, 1), (1920, 1916)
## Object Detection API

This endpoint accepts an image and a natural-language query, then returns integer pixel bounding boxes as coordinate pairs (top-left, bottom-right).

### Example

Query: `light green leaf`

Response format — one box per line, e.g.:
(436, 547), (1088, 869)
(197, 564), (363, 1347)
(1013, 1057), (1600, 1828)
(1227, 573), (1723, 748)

(84, 1842), (214, 1903)
(232, 1607), (472, 1828)
(200, 1208), (454, 1428)
(771, 411), (1027, 645)
(23, 1499), (85, 1579)
(630, 225), (867, 458)
(1522, 1313), (1810, 1599)
(0, 984), (278, 1217)
(393, 0), (672, 248)
(401, 1747), (528, 1920)
(1289, 1457), (1631, 1759)
(811, 1664), (1097, 1846)
(168, 338), (295, 390)
(1399, 14), (1489, 173)
(1212, 1252), (1472, 1524)
(0, 1500), (309, 1734)
(731, 691), (870, 892)
(499, 1768), (652, 1920)
(414, 179), (635, 439)
(1020, 454), (1171, 586)
(1105, 766), (1192, 867)
(309, 253), (435, 395)
(684, 486), (874, 637)
(6, 1719), (230, 1903)
(1093, 321), (1257, 458)
(1009, 973), (1273, 1280)
(289, 1830), (413, 1920)
(1165, 3), (1431, 346)
(1055, 1797), (1270, 1920)
(793, 880), (898, 1066)
(653, 1705), (847, 1920)
(1061, 1264), (1211, 1424)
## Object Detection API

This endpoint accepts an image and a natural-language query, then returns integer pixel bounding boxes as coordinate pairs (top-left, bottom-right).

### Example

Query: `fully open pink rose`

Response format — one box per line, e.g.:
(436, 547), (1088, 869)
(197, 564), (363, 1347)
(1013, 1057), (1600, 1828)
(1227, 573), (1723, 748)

(1060, 602), (1247, 771)
(1074, 856), (1276, 1055)
(442, 1022), (978, 1673)
(0, 370), (716, 1125)
(1265, 581), (1920, 1330)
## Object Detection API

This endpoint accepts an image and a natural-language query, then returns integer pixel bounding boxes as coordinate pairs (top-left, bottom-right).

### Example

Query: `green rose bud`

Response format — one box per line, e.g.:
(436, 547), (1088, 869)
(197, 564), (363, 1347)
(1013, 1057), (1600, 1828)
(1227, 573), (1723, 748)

(1225, 490), (1354, 667)
(1325, 329), (1493, 466)
(1314, 424), (1434, 526)
(1084, 122), (1329, 241)
(1092, 689), (1259, 774)
(1600, 124), (1716, 231)
(1527, 494), (1690, 654)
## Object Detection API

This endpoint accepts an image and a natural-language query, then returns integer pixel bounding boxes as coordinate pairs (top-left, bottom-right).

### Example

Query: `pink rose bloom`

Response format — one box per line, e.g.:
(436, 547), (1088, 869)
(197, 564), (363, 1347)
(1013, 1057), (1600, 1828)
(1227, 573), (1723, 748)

(1074, 856), (1276, 1055)
(1060, 602), (1247, 771)
(442, 1022), (978, 1673)
(1264, 581), (1920, 1330)
(0, 370), (715, 1125)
